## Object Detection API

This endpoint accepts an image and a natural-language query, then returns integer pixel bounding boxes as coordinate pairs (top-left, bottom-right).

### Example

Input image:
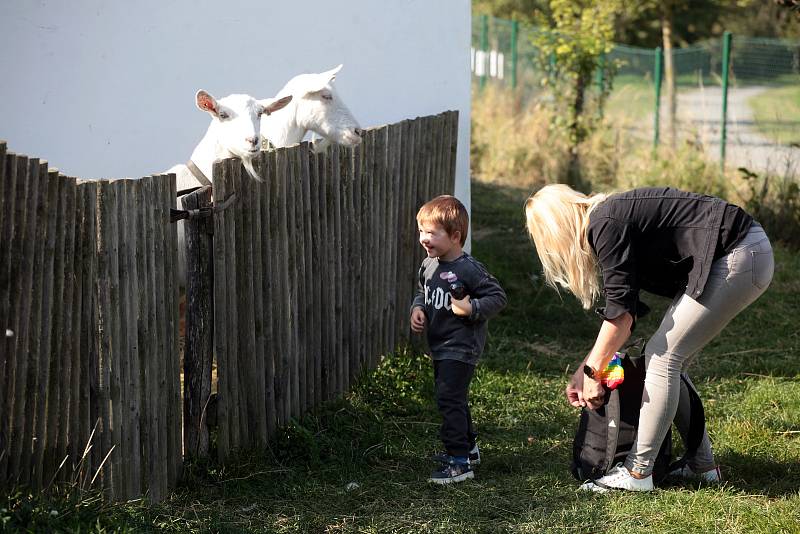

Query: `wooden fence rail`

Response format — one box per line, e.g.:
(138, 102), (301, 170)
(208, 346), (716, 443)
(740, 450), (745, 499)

(182, 111), (458, 459)
(1, 109), (458, 500)
(0, 147), (181, 502)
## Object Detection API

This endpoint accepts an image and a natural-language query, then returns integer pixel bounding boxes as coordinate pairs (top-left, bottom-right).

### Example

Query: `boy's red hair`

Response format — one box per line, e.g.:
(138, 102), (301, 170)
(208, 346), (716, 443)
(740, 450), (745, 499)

(416, 195), (469, 246)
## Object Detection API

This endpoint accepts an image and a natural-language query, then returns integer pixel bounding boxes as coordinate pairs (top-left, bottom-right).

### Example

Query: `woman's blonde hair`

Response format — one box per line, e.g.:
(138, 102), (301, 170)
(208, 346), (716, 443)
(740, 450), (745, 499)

(524, 184), (611, 310)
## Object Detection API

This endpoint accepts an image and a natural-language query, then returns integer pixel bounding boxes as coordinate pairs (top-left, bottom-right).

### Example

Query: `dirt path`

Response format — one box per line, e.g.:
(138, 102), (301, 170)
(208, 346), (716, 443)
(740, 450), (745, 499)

(672, 86), (799, 177)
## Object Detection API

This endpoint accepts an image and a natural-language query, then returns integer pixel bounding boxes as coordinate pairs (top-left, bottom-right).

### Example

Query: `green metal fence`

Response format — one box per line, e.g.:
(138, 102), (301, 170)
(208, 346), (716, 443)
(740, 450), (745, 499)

(472, 15), (800, 176)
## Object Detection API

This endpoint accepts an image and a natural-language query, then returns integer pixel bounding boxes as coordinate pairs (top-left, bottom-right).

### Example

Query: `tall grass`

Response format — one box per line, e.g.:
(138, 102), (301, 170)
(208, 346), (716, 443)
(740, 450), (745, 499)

(472, 84), (800, 248)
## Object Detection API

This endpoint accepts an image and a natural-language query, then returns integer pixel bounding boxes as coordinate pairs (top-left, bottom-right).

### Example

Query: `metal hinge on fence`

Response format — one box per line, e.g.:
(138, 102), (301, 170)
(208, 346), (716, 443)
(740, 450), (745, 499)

(169, 192), (237, 224)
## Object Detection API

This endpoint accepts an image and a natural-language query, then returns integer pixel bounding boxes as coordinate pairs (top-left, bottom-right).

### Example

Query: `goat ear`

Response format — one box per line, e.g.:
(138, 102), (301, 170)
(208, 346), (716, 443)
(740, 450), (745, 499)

(323, 64), (343, 83)
(196, 90), (219, 116)
(261, 95), (293, 116)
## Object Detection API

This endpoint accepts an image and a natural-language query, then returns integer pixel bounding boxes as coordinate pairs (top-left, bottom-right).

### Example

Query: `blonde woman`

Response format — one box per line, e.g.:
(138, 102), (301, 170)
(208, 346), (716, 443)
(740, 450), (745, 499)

(525, 184), (774, 492)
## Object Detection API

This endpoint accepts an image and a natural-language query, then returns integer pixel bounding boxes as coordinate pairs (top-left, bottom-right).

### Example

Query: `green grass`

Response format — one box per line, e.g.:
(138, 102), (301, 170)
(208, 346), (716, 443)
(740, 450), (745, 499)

(5, 180), (800, 533)
(748, 85), (800, 146)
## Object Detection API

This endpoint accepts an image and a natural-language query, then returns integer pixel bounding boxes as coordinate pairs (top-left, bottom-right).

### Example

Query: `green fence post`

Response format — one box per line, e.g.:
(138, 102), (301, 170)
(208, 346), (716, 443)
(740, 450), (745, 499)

(720, 31), (732, 171)
(510, 20), (519, 89)
(653, 46), (663, 148)
(480, 14), (489, 92)
(595, 53), (606, 93)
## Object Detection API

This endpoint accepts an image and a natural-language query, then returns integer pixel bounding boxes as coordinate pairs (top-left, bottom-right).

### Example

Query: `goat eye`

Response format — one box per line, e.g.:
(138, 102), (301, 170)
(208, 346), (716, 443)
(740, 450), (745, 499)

(218, 111), (229, 120)
(321, 94), (333, 101)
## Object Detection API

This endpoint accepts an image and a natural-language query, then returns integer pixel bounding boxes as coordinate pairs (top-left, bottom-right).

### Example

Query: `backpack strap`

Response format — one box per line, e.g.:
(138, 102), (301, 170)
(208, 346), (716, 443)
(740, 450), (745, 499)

(669, 373), (706, 471)
(603, 389), (621, 476)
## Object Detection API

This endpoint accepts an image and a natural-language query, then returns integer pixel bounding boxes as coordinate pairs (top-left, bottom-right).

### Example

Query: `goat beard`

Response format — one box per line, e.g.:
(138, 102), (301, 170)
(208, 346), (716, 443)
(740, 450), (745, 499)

(241, 157), (263, 182)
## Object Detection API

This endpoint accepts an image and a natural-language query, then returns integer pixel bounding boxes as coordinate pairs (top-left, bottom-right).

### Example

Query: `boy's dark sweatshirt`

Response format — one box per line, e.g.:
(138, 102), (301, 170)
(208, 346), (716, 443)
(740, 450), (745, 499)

(411, 253), (507, 366)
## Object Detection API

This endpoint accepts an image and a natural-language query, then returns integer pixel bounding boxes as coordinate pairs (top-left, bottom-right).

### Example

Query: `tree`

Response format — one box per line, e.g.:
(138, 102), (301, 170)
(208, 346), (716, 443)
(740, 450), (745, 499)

(531, 0), (620, 190)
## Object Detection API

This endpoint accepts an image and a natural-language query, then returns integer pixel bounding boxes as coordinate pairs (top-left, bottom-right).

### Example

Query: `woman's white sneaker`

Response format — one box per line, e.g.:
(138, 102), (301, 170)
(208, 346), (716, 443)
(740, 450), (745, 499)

(579, 464), (654, 493)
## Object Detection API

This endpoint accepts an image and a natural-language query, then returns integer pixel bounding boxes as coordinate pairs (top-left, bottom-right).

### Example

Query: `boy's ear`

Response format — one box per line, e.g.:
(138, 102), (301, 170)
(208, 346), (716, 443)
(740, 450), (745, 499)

(451, 230), (462, 243)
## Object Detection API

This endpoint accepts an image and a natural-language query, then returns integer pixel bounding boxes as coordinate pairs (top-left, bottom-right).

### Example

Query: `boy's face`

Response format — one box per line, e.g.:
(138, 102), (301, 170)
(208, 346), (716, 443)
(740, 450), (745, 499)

(418, 221), (462, 261)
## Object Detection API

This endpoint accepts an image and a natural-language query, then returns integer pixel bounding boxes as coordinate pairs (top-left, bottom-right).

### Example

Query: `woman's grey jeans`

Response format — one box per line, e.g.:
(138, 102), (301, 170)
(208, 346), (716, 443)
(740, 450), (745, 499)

(625, 224), (774, 476)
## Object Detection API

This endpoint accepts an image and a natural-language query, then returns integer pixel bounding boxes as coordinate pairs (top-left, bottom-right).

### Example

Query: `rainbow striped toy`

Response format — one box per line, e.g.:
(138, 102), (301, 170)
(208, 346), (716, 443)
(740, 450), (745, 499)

(603, 353), (625, 390)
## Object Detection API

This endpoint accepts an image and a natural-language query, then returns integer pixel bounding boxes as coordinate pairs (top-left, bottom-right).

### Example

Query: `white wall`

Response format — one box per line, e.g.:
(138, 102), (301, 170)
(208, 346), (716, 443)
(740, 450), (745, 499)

(0, 0), (471, 227)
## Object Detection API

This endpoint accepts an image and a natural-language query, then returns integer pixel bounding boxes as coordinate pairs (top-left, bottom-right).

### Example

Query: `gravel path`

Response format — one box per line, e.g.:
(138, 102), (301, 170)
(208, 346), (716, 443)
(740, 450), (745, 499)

(673, 86), (799, 177)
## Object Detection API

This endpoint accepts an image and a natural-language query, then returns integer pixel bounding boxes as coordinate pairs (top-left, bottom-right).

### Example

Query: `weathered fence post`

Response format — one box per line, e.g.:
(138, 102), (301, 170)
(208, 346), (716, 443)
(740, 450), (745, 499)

(182, 185), (214, 459)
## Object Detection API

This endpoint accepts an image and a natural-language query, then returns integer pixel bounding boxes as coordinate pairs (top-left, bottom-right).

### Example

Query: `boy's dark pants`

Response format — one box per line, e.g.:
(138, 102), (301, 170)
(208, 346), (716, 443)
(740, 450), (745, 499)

(434, 359), (477, 457)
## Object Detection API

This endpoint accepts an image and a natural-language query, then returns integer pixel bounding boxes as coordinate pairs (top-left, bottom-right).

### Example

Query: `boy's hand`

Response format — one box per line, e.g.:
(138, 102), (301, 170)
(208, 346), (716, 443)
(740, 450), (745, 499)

(410, 306), (427, 333)
(451, 295), (472, 317)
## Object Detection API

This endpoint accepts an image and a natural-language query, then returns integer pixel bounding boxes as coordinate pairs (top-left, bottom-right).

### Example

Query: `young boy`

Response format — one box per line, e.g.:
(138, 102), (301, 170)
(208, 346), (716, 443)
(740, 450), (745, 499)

(410, 195), (507, 484)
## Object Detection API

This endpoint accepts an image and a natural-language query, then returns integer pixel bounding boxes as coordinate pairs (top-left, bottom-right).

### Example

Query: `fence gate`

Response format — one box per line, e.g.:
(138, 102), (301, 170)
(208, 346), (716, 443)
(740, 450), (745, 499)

(181, 111), (459, 460)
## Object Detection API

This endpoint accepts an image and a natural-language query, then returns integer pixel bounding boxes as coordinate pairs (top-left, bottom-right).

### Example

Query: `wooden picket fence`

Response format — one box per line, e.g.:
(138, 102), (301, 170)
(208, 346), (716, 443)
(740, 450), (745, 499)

(0, 144), (182, 502)
(0, 109), (458, 500)
(181, 111), (458, 460)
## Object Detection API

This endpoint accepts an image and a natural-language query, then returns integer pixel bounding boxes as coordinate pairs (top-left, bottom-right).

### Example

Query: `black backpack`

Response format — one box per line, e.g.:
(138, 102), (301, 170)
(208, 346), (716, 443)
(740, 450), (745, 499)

(570, 342), (706, 484)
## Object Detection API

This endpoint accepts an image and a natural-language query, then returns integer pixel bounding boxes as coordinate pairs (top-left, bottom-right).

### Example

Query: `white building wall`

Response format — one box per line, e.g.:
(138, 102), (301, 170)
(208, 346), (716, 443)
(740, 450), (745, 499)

(0, 0), (471, 230)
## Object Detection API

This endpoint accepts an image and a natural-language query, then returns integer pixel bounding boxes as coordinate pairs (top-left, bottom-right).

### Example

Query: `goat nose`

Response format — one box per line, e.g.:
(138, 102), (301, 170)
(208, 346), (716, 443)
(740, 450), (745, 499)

(355, 128), (365, 138)
(246, 136), (259, 147)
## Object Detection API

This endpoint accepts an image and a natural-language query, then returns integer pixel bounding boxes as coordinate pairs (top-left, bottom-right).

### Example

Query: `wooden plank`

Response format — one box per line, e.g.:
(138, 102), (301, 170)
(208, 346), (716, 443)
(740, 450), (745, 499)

(316, 151), (332, 401)
(307, 149), (322, 408)
(364, 130), (377, 370)
(447, 111), (459, 194)
(67, 178), (87, 484)
(22, 162), (49, 486)
(388, 123), (402, 351)
(342, 145), (358, 386)
(182, 186), (213, 459)
(55, 176), (77, 483)
(106, 180), (124, 498)
(269, 150), (288, 426)
(211, 162), (229, 461)
(228, 162), (245, 450)
(29, 170), (59, 488)
(350, 143), (364, 382)
(224, 160), (242, 452)
(152, 176), (170, 498)
(114, 180), (132, 497)
(0, 143), (10, 483)
(395, 120), (416, 343)
(78, 181), (98, 484)
(339, 146), (353, 391)
(9, 156), (37, 485)
(95, 180), (115, 496)
(124, 180), (143, 496)
(5, 154), (27, 484)
(249, 162), (267, 444)
(257, 152), (276, 437)
(130, 178), (150, 494)
(374, 129), (387, 366)
(140, 176), (160, 499)
(285, 149), (301, 418)
(294, 147), (317, 413)
(289, 144), (311, 417)
(163, 174), (182, 487)
(276, 149), (293, 423)
(330, 145), (343, 396)
(236, 162), (260, 447)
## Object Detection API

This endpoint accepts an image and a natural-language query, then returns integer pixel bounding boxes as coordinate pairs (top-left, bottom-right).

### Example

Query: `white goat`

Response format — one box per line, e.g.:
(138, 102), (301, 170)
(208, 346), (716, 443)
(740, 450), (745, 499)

(168, 89), (292, 191)
(260, 64), (363, 152)
(169, 89), (291, 285)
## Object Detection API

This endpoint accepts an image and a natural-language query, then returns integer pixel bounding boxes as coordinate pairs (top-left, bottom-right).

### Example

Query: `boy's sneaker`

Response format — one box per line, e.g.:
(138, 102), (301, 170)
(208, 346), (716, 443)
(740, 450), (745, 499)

(669, 463), (722, 483)
(428, 458), (474, 485)
(578, 463), (654, 493)
(430, 443), (481, 466)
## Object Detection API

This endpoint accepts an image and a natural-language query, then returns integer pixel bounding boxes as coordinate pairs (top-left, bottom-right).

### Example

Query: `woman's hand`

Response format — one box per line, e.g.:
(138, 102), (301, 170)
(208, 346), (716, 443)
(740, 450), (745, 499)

(566, 367), (585, 408)
(451, 295), (472, 317)
(583, 373), (606, 410)
(410, 307), (427, 333)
